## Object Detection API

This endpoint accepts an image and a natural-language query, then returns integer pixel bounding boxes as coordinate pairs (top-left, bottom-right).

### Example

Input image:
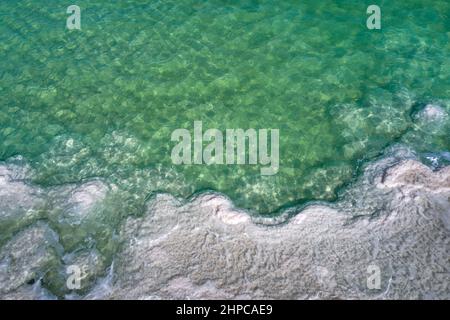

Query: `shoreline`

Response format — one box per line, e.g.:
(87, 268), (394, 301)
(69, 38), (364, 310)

(0, 147), (449, 299)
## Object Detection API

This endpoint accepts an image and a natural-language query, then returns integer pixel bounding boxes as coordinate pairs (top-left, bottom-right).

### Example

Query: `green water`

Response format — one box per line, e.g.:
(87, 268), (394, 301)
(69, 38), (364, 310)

(1, 0), (449, 213)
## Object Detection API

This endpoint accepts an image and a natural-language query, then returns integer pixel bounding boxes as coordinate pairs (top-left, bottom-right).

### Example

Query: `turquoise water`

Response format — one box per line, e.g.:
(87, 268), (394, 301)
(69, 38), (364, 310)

(1, 1), (449, 212)
(1, 0), (450, 298)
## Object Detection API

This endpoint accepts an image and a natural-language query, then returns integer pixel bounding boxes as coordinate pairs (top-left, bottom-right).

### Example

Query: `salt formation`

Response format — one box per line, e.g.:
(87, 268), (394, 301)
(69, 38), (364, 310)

(0, 157), (448, 299)
(109, 160), (450, 299)
(417, 104), (448, 123)
(0, 163), (43, 220)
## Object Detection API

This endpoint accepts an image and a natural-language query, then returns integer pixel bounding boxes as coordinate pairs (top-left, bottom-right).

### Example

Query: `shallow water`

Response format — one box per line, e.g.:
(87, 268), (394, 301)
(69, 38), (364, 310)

(1, 0), (449, 213)
(0, 0), (449, 298)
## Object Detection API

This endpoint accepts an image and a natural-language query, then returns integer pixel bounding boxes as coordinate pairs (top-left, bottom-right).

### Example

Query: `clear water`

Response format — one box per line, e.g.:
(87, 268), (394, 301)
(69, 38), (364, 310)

(1, 0), (450, 298)
(1, 0), (449, 213)
(0, 0), (450, 213)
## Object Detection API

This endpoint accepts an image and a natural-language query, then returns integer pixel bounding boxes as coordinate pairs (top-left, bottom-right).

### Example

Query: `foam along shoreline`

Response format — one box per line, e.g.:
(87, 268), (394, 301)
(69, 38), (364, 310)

(0, 151), (449, 299)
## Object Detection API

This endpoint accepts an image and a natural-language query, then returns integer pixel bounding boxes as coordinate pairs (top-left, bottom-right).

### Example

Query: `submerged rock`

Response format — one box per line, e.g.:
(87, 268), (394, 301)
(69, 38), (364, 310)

(48, 180), (110, 223)
(411, 103), (448, 130)
(417, 104), (448, 122)
(66, 181), (109, 219)
(0, 167), (111, 298)
(0, 223), (62, 299)
(0, 164), (44, 220)
(62, 249), (107, 295)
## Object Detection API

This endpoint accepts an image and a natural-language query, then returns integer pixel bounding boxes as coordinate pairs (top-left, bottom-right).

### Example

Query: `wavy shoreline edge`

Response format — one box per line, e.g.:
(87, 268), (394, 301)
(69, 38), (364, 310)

(0, 149), (449, 299)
